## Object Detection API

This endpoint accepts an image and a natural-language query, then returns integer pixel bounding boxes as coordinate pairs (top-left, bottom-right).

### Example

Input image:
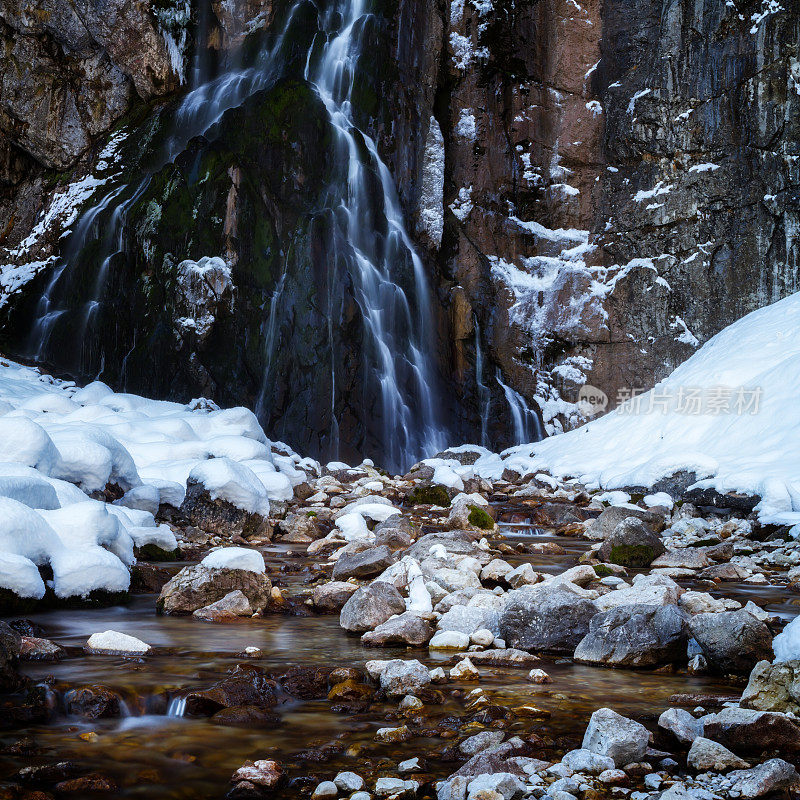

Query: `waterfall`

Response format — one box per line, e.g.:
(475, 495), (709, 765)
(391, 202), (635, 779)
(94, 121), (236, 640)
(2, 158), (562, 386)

(21, 0), (449, 472)
(167, 696), (187, 717)
(474, 320), (490, 448)
(496, 369), (543, 445)
(301, 0), (447, 470)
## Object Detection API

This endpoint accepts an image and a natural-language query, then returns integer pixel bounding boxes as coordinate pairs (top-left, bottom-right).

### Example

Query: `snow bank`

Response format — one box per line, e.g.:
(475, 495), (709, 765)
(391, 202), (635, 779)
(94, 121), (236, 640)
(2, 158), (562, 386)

(0, 357), (318, 601)
(477, 292), (800, 525)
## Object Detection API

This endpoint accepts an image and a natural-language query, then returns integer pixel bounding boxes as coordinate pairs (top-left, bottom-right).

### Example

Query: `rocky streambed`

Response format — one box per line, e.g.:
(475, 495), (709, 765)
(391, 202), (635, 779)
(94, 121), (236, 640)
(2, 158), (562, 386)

(2, 455), (800, 800)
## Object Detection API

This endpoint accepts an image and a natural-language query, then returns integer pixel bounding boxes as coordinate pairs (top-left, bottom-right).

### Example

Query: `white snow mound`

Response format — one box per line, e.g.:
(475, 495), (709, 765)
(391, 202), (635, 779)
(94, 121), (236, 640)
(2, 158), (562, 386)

(478, 292), (800, 525)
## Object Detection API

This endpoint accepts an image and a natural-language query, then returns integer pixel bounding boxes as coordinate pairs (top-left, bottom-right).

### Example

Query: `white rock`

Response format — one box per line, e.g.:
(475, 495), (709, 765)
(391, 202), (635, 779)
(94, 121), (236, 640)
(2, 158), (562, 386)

(450, 657), (480, 681)
(312, 781), (338, 799)
(582, 707), (649, 767)
(85, 630), (151, 656)
(430, 631), (470, 650)
(334, 772), (364, 792)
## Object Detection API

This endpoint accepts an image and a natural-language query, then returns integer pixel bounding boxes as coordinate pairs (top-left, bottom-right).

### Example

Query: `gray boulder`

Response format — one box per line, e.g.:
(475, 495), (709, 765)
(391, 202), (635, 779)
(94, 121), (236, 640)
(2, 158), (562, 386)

(689, 610), (773, 673)
(332, 545), (396, 580)
(574, 604), (688, 668)
(728, 759), (799, 799)
(741, 659), (800, 714)
(373, 515), (415, 549)
(584, 505), (666, 541)
(339, 582), (406, 633)
(406, 531), (478, 561)
(180, 480), (270, 538)
(701, 707), (800, 756)
(499, 584), (597, 654)
(313, 581), (359, 612)
(361, 612), (433, 646)
(597, 517), (665, 567)
(687, 737), (749, 771)
(582, 707), (650, 767)
(379, 659), (431, 696)
(157, 565), (271, 615)
(657, 708), (703, 745)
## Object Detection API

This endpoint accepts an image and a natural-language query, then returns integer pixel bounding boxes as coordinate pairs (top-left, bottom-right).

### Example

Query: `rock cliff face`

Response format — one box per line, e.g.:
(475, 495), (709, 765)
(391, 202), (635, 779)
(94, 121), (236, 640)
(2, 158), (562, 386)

(0, 0), (797, 464)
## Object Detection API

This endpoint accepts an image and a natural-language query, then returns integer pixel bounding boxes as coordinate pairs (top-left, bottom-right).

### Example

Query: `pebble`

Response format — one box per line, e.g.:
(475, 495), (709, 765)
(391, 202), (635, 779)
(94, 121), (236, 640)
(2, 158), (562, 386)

(398, 758), (420, 774)
(450, 657), (480, 681)
(429, 667), (447, 683)
(528, 668), (551, 684)
(334, 772), (364, 792)
(312, 781), (338, 799)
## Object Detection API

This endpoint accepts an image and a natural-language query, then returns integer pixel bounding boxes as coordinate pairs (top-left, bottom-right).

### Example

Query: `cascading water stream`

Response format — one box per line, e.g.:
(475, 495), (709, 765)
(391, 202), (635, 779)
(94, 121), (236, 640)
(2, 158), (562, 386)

(474, 319), (491, 448)
(21, 0), (457, 471)
(299, 0), (447, 469)
(496, 368), (543, 445)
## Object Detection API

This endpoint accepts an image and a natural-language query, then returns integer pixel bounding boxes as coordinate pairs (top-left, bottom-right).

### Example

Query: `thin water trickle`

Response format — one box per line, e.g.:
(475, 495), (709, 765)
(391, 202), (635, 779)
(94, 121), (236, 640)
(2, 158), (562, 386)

(496, 368), (543, 445)
(167, 696), (187, 717)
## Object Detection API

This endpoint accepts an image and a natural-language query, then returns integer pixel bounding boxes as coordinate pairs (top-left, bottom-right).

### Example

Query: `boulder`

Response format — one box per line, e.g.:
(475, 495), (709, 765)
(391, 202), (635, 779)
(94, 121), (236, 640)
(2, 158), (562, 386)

(361, 612), (433, 646)
(276, 512), (322, 541)
(373, 515), (415, 549)
(438, 604), (500, 636)
(0, 621), (21, 688)
(582, 707), (650, 767)
(727, 759), (799, 799)
(19, 635), (64, 662)
(652, 549), (711, 570)
(561, 749), (616, 774)
(594, 575), (682, 612)
(379, 659), (432, 696)
(193, 590), (253, 622)
(499, 585), (597, 654)
(598, 517), (665, 567)
(185, 667), (279, 715)
(157, 565), (271, 615)
(574, 604), (688, 668)
(313, 581), (359, 612)
(688, 610), (773, 673)
(584, 506), (665, 541)
(406, 531), (478, 561)
(701, 707), (800, 756)
(446, 497), (496, 532)
(657, 708), (704, 745)
(332, 545), (397, 580)
(741, 660), (800, 714)
(339, 582), (406, 633)
(230, 760), (283, 790)
(686, 737), (749, 771)
(179, 479), (270, 538)
(64, 685), (121, 718)
(432, 567), (481, 593)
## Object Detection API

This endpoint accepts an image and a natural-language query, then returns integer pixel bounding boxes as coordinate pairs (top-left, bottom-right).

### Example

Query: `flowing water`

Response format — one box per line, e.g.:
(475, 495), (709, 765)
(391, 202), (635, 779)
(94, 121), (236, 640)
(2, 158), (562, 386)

(3, 505), (789, 799)
(20, 0), (454, 472)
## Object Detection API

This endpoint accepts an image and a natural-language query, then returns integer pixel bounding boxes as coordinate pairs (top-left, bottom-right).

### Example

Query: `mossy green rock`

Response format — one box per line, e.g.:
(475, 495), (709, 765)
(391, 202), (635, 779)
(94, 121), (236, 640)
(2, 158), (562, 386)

(409, 484), (451, 507)
(468, 505), (495, 530)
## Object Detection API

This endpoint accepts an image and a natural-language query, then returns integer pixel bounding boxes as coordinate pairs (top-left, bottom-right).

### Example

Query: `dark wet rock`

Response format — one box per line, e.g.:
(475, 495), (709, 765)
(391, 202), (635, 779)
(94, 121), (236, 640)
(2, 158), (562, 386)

(584, 506), (666, 540)
(499, 585), (597, 654)
(702, 707), (800, 756)
(332, 545), (396, 580)
(17, 760), (85, 784)
(0, 621), (22, 689)
(18, 636), (64, 662)
(597, 518), (665, 567)
(129, 563), (172, 594)
(55, 773), (118, 793)
(530, 502), (596, 529)
(6, 620), (46, 638)
(280, 666), (333, 700)
(185, 667), (279, 716)
(574, 604), (688, 668)
(689, 610), (773, 673)
(312, 581), (359, 612)
(157, 565), (271, 615)
(64, 685), (121, 719)
(212, 705), (281, 728)
(361, 612), (433, 646)
(339, 582), (406, 633)
(683, 487), (760, 513)
(179, 480), (272, 539)
(742, 660), (800, 714)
